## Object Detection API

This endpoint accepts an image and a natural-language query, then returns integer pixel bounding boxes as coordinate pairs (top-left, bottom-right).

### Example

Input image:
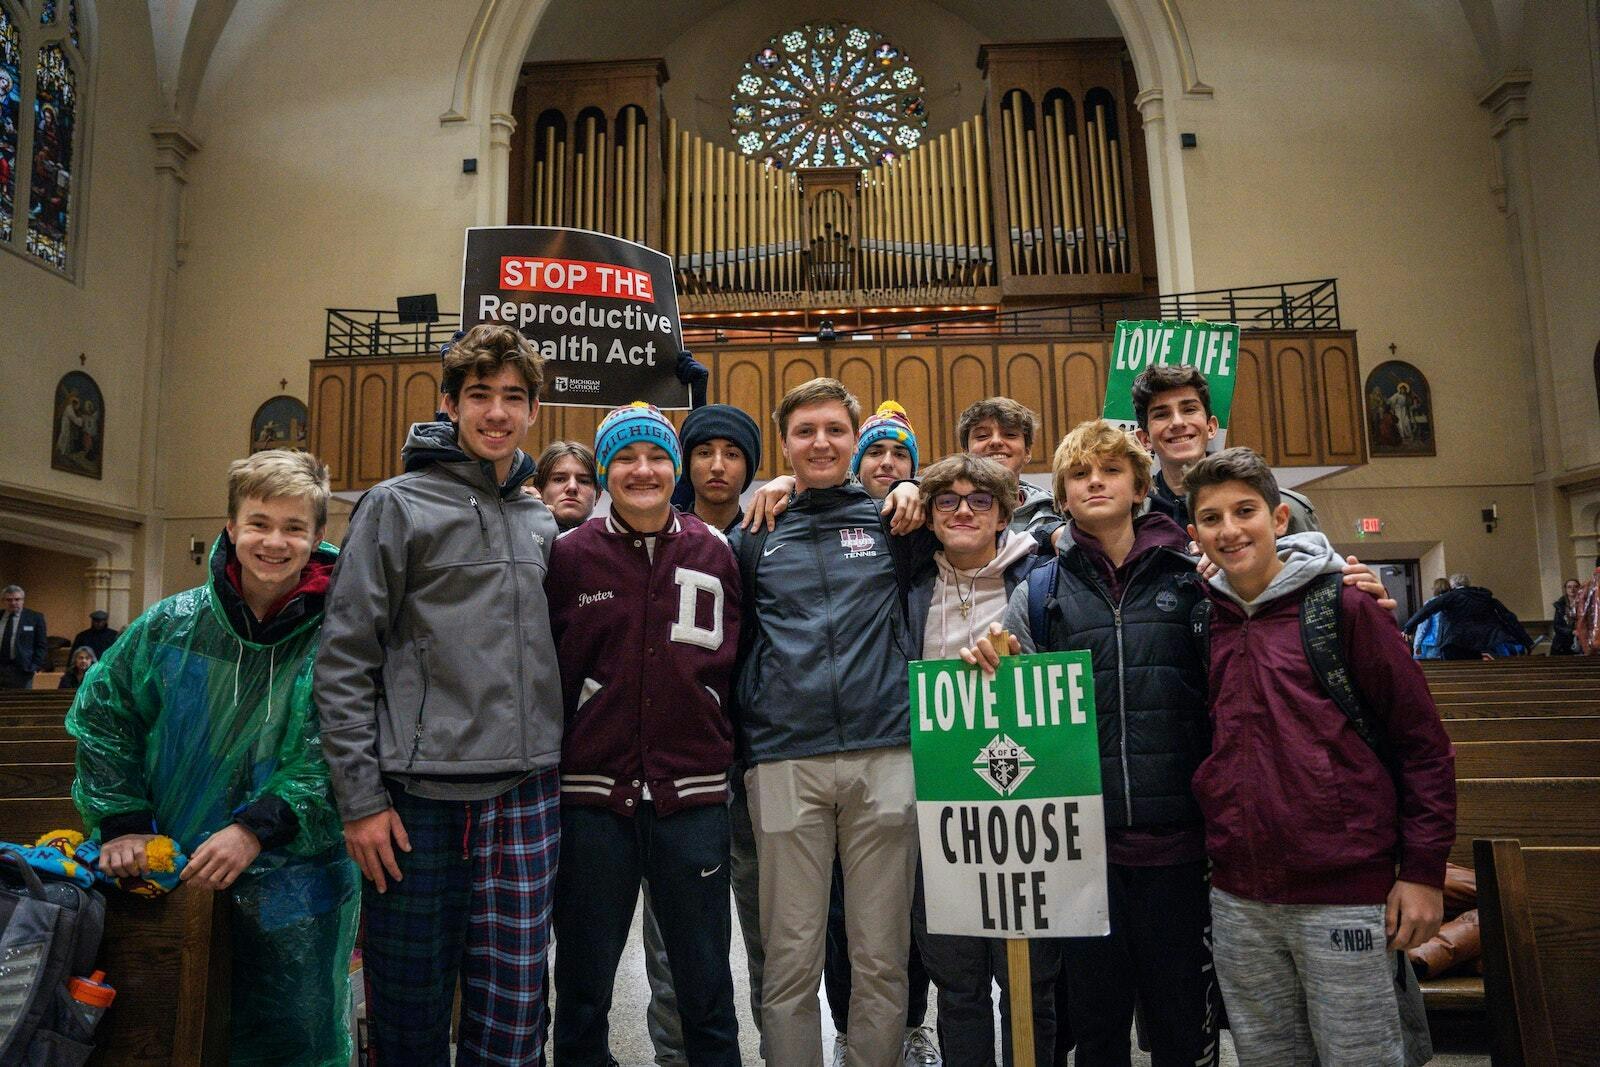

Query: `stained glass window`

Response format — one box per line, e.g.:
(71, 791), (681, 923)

(730, 20), (926, 169)
(0, 8), (17, 244)
(27, 42), (72, 267)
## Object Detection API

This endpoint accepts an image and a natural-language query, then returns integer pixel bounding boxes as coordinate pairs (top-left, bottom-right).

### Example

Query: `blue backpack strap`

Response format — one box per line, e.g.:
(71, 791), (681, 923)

(1027, 557), (1058, 647)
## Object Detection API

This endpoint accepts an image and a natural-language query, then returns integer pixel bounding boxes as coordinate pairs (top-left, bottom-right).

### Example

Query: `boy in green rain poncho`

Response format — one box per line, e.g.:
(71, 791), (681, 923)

(66, 450), (358, 1066)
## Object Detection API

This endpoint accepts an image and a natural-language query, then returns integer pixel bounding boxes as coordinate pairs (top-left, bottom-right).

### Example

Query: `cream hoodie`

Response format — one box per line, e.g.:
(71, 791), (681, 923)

(922, 530), (1040, 659)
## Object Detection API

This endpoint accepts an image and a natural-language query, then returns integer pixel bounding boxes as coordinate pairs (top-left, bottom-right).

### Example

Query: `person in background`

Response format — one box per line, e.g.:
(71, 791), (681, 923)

(532, 440), (600, 531)
(70, 610), (119, 659)
(58, 645), (96, 689)
(1552, 578), (1582, 655)
(956, 398), (1059, 531)
(832, 398), (937, 1065)
(1131, 365), (1317, 533)
(1403, 573), (1532, 660)
(640, 401), (768, 1067)
(852, 401), (920, 500)
(0, 585), (49, 689)
(1577, 561), (1600, 655)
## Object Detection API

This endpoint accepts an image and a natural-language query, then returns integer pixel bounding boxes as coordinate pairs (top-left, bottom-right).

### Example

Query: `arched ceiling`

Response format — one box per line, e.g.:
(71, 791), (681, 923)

(524, 0), (1121, 62)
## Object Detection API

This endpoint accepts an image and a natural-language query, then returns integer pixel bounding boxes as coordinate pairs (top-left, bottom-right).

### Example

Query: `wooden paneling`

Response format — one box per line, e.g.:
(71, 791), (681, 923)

(943, 349), (996, 454)
(310, 329), (1364, 491)
(997, 346), (1052, 470)
(1054, 340), (1109, 443)
(308, 365), (350, 490)
(1228, 337), (1272, 454)
(887, 350), (940, 460)
(354, 365), (395, 486)
(398, 367), (441, 433)
(1315, 336), (1365, 464)
(1270, 339), (1318, 465)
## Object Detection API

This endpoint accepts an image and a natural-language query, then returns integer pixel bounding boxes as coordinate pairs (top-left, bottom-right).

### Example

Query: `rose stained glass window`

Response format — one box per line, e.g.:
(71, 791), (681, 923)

(730, 20), (926, 169)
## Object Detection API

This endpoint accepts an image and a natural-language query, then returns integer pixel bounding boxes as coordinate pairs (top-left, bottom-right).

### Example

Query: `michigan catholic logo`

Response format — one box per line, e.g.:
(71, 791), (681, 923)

(973, 734), (1036, 796)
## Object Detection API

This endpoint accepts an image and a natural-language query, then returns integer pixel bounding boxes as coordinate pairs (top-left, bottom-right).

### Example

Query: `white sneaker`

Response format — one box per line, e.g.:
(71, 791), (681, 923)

(903, 1024), (941, 1066)
(831, 1032), (848, 1067)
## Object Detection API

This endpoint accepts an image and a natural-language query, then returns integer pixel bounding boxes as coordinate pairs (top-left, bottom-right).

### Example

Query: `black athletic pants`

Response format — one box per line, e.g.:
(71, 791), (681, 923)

(1055, 859), (1219, 1067)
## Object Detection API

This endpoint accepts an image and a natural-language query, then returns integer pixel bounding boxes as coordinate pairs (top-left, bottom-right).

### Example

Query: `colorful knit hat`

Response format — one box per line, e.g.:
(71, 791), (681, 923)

(851, 401), (920, 476)
(594, 402), (683, 490)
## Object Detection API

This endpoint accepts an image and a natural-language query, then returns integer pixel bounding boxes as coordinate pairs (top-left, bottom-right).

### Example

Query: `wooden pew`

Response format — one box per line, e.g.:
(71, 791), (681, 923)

(0, 746), (231, 1064)
(1475, 839), (1600, 1067)
(1446, 716), (1600, 741)
(1450, 777), (1600, 866)
(1437, 700), (1600, 719)
(1451, 740), (1600, 778)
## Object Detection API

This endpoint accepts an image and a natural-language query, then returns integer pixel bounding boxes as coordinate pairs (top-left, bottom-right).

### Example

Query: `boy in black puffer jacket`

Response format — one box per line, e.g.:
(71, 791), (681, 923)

(973, 419), (1218, 1067)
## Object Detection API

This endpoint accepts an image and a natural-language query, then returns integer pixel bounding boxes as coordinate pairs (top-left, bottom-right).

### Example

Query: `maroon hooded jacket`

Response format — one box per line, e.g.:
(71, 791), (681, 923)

(1194, 535), (1456, 906)
(546, 511), (740, 816)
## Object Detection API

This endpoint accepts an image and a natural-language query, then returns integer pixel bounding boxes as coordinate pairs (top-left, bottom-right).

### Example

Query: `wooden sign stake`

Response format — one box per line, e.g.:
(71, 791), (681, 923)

(1006, 939), (1036, 1066)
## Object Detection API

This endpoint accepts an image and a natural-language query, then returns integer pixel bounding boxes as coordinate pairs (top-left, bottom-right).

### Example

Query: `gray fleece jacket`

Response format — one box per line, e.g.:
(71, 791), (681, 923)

(315, 422), (564, 820)
(1207, 531), (1346, 615)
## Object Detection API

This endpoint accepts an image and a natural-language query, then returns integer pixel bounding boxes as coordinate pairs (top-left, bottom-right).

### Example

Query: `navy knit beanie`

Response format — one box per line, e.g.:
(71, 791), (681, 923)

(671, 404), (762, 511)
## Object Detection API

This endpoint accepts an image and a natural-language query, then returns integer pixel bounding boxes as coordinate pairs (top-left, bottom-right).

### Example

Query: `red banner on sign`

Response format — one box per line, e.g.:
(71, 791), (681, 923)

(498, 256), (655, 303)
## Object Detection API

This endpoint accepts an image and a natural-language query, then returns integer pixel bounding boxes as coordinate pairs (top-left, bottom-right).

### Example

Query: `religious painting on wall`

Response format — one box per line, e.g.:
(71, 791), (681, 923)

(250, 395), (308, 453)
(52, 369), (102, 478)
(1364, 360), (1434, 457)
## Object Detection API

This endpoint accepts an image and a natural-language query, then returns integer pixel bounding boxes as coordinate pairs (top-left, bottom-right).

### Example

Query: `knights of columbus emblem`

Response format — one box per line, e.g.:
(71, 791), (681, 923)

(973, 734), (1036, 797)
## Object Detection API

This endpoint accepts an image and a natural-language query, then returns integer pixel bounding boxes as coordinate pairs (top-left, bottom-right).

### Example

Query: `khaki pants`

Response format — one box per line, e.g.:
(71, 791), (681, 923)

(748, 746), (919, 1067)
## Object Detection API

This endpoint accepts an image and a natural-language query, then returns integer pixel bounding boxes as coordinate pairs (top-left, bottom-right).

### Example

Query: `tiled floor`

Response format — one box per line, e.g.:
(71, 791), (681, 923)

(563, 901), (1492, 1066)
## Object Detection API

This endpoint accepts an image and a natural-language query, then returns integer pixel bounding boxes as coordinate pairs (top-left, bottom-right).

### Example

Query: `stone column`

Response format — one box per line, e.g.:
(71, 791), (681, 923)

(137, 124), (201, 610)
(1135, 86), (1193, 294)
(1480, 71), (1565, 599)
(480, 111), (518, 227)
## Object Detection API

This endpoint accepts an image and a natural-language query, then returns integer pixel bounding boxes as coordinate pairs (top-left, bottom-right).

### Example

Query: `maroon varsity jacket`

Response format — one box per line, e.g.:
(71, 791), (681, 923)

(546, 511), (740, 816)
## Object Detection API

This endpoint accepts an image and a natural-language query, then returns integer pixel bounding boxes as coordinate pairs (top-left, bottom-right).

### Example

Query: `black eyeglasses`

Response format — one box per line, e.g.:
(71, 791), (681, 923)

(932, 491), (996, 513)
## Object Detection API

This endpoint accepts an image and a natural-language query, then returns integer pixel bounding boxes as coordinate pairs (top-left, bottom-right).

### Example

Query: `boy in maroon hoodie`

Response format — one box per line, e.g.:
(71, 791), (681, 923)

(1184, 448), (1455, 1067)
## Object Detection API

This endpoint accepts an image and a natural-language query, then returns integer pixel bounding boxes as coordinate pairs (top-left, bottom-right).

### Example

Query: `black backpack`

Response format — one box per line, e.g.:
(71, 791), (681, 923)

(0, 850), (107, 1064)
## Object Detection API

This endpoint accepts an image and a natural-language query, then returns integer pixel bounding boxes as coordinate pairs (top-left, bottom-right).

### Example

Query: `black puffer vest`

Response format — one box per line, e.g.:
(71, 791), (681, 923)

(1041, 541), (1210, 831)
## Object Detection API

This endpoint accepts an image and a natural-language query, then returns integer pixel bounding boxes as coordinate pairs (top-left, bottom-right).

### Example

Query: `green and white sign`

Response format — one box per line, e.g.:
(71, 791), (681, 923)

(911, 651), (1109, 939)
(1102, 320), (1241, 441)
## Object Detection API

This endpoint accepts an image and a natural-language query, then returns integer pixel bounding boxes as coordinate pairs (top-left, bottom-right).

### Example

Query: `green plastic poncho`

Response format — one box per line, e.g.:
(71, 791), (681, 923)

(66, 535), (358, 1066)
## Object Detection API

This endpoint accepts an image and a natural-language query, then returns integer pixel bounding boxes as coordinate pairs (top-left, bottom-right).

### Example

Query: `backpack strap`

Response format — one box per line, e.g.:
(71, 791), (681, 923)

(1027, 557), (1058, 647)
(735, 525), (769, 651)
(1299, 572), (1393, 770)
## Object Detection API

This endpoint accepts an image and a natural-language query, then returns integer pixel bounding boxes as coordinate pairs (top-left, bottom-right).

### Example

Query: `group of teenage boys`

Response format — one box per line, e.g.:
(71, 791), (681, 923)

(62, 319), (1454, 1067)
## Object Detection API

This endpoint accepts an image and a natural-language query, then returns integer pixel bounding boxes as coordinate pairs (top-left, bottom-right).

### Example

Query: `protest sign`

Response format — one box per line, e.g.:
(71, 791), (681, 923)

(911, 651), (1108, 939)
(461, 226), (689, 409)
(1101, 320), (1241, 442)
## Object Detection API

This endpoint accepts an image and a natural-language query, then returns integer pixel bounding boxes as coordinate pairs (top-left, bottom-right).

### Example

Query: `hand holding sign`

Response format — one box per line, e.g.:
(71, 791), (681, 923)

(961, 621), (1020, 675)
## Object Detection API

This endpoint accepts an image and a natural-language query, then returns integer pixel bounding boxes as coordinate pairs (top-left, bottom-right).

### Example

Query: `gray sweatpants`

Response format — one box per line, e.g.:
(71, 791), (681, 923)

(1211, 888), (1404, 1067)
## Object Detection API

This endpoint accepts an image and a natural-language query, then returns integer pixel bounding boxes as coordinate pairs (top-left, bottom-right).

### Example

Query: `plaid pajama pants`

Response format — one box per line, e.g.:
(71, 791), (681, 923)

(362, 769), (561, 1065)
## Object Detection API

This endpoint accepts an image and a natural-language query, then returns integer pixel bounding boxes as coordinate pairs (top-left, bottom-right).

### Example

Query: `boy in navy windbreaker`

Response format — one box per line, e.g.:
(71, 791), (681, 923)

(546, 403), (742, 1066)
(1185, 448), (1455, 1067)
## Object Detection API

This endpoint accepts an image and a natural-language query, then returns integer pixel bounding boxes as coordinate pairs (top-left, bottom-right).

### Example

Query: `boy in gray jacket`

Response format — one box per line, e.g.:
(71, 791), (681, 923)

(315, 323), (564, 1065)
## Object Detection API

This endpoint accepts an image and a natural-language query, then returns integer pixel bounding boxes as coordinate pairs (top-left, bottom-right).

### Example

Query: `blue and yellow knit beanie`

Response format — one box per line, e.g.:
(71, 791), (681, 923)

(594, 402), (683, 490)
(851, 401), (920, 476)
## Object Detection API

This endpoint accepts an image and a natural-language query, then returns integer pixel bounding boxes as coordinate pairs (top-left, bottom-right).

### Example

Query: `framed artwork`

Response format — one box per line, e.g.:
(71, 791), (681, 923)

(1364, 360), (1434, 458)
(250, 395), (308, 453)
(51, 370), (102, 478)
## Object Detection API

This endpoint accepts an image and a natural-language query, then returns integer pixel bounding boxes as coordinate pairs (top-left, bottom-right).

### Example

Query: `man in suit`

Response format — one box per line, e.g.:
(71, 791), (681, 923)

(1, 585), (50, 689)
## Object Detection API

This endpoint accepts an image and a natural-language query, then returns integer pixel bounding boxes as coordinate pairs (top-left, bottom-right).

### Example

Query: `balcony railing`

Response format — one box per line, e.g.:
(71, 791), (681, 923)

(321, 278), (1340, 359)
